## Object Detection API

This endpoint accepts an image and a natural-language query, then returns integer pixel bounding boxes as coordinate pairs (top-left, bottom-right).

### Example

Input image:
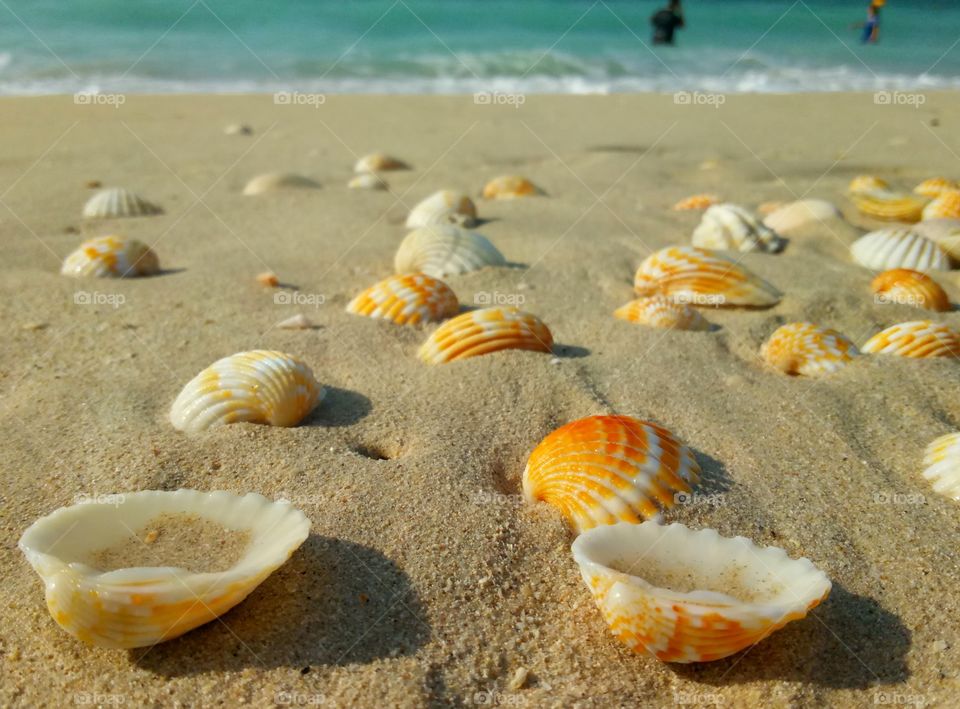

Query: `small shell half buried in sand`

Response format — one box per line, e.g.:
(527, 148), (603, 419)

(82, 188), (163, 219)
(170, 350), (323, 433)
(482, 175), (541, 200)
(18, 489), (310, 648)
(761, 323), (859, 376)
(848, 189), (928, 223)
(671, 194), (718, 211)
(850, 228), (950, 272)
(61, 235), (159, 278)
(348, 173), (388, 190)
(914, 177), (959, 199)
(418, 306), (552, 364)
(922, 190), (960, 221)
(861, 321), (960, 358)
(633, 246), (781, 307)
(523, 415), (700, 533)
(871, 269), (951, 312)
(762, 199), (842, 233)
(354, 153), (409, 173)
(849, 175), (889, 194)
(276, 313), (314, 330)
(571, 521), (831, 662)
(346, 273), (459, 325)
(405, 190), (478, 229)
(692, 203), (786, 253)
(243, 173), (320, 196)
(395, 225), (505, 279)
(613, 296), (711, 331)
(923, 432), (960, 501)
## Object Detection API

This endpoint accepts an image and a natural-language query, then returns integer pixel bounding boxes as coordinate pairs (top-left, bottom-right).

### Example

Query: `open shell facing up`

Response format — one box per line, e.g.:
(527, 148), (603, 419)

(692, 203), (786, 253)
(170, 350), (323, 433)
(848, 189), (928, 223)
(82, 188), (163, 219)
(914, 178), (959, 199)
(61, 235), (159, 278)
(761, 323), (859, 376)
(418, 306), (552, 364)
(243, 173), (320, 196)
(922, 190), (960, 221)
(861, 321), (960, 358)
(395, 225), (506, 278)
(346, 273), (459, 325)
(923, 432), (960, 501)
(613, 296), (711, 331)
(762, 199), (842, 234)
(571, 522), (832, 663)
(18, 489), (310, 649)
(672, 194), (719, 211)
(482, 175), (541, 200)
(871, 269), (951, 312)
(354, 153), (409, 173)
(405, 190), (478, 229)
(522, 415), (700, 532)
(850, 228), (950, 272)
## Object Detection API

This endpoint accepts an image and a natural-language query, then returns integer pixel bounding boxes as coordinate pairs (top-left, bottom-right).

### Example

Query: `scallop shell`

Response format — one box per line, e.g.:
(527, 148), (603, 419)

(18, 489), (309, 648)
(912, 219), (960, 261)
(914, 178), (959, 199)
(482, 175), (541, 200)
(861, 321), (960, 358)
(395, 225), (506, 278)
(849, 175), (889, 193)
(848, 189), (928, 223)
(850, 228), (950, 271)
(418, 306), (552, 364)
(923, 432), (960, 501)
(692, 203), (786, 253)
(871, 269), (951, 312)
(571, 521), (831, 663)
(170, 350), (323, 433)
(346, 273), (459, 325)
(405, 190), (478, 229)
(760, 323), (859, 376)
(348, 173), (388, 190)
(61, 235), (159, 278)
(672, 194), (718, 211)
(613, 297), (711, 331)
(354, 153), (408, 173)
(243, 173), (319, 196)
(762, 199), (842, 233)
(522, 415), (700, 532)
(82, 188), (162, 219)
(922, 190), (960, 221)
(633, 246), (781, 307)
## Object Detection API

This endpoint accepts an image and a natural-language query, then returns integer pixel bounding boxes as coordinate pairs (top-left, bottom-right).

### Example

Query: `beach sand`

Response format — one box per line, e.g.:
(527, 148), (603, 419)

(2, 93), (959, 707)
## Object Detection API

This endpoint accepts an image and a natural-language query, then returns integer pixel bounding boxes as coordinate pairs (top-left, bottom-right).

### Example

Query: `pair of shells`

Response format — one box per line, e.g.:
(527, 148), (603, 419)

(762, 199), (842, 234)
(761, 323), (858, 377)
(692, 203), (786, 253)
(346, 273), (459, 325)
(871, 269), (951, 312)
(861, 321), (960, 358)
(243, 173), (320, 196)
(850, 228), (951, 272)
(482, 175), (541, 200)
(614, 296), (711, 331)
(61, 235), (159, 278)
(19, 490), (309, 648)
(395, 225), (505, 278)
(634, 246), (782, 307)
(418, 306), (552, 364)
(170, 350), (324, 434)
(924, 433), (960, 501)
(405, 190), (478, 229)
(83, 188), (162, 219)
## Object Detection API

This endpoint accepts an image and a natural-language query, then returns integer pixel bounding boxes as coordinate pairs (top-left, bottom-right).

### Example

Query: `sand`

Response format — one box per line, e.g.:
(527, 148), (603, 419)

(1, 93), (960, 707)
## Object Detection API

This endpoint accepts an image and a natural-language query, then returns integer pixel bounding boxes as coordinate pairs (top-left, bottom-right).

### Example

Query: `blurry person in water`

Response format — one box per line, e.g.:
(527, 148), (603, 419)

(651, 0), (685, 46)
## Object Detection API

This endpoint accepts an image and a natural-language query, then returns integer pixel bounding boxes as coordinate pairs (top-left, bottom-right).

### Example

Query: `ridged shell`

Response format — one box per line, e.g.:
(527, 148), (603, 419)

(348, 173), (388, 190)
(613, 297), (711, 331)
(395, 225), (506, 278)
(850, 228), (950, 271)
(170, 350), (323, 433)
(18, 489), (309, 648)
(912, 219), (960, 261)
(82, 188), (162, 219)
(922, 190), (960, 221)
(871, 269), (951, 312)
(633, 246), (782, 307)
(915, 177), (959, 198)
(405, 190), (478, 229)
(61, 235), (159, 278)
(346, 273), (459, 325)
(672, 194), (718, 211)
(571, 522), (831, 663)
(923, 432), (960, 501)
(354, 153), (408, 173)
(849, 189), (928, 222)
(522, 415), (700, 532)
(861, 321), (960, 358)
(243, 173), (320, 196)
(762, 199), (842, 233)
(849, 175), (889, 193)
(418, 306), (552, 364)
(760, 323), (859, 376)
(482, 175), (541, 200)
(692, 203), (785, 253)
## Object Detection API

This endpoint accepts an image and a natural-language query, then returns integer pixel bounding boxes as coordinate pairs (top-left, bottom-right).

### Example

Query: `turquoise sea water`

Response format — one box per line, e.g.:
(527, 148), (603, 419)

(0, 0), (958, 94)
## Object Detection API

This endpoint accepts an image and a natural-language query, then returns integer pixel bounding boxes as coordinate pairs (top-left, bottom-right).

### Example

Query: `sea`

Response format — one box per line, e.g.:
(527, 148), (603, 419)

(0, 0), (958, 95)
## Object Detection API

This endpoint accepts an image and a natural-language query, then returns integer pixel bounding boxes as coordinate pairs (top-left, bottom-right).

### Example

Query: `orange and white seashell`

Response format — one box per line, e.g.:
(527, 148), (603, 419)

(243, 173), (320, 196)
(613, 296), (711, 331)
(762, 199), (842, 233)
(848, 175), (889, 194)
(912, 218), (960, 261)
(692, 203), (785, 253)
(848, 189), (928, 223)
(405, 190), (478, 229)
(914, 177), (959, 199)
(346, 273), (459, 325)
(850, 228), (950, 271)
(760, 323), (858, 376)
(922, 432), (960, 501)
(672, 194), (718, 211)
(922, 190), (960, 221)
(61, 235), (159, 278)
(418, 306), (552, 364)
(395, 225), (505, 278)
(256, 271), (279, 287)
(861, 320), (960, 358)
(522, 415), (700, 532)
(482, 175), (541, 200)
(756, 201), (786, 216)
(354, 152), (409, 173)
(82, 187), (163, 219)
(348, 173), (388, 190)
(633, 246), (781, 307)
(18, 489), (309, 648)
(170, 350), (323, 433)
(871, 269), (951, 312)
(571, 521), (831, 663)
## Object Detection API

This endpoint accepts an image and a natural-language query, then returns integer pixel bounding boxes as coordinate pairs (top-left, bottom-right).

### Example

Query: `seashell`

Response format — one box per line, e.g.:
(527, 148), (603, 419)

(760, 323), (859, 376)
(522, 415), (700, 532)
(848, 189), (928, 222)
(672, 194), (718, 211)
(348, 173), (388, 190)
(762, 199), (842, 233)
(756, 201), (785, 216)
(633, 246), (781, 307)
(418, 306), (552, 364)
(922, 190), (960, 221)
(848, 175), (889, 193)
(61, 235), (159, 278)
(82, 188), (163, 219)
(912, 218), (960, 261)
(354, 152), (409, 173)
(692, 203), (785, 253)
(18, 489), (309, 648)
(405, 190), (478, 229)
(871, 269), (951, 312)
(170, 350), (323, 433)
(243, 173), (320, 196)
(482, 175), (541, 200)
(922, 432), (960, 501)
(914, 177), (958, 199)
(256, 271), (279, 287)
(613, 296), (711, 331)
(571, 521), (831, 663)
(861, 320), (960, 358)
(346, 273), (459, 325)
(224, 123), (253, 136)
(276, 313), (314, 330)
(395, 225), (505, 278)
(850, 228), (950, 271)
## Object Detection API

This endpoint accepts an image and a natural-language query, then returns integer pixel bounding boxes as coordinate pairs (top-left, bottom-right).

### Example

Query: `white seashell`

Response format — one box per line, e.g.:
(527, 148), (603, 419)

(850, 228), (950, 271)
(395, 225), (506, 278)
(354, 153), (408, 173)
(923, 432), (960, 501)
(19, 489), (310, 648)
(61, 235), (159, 278)
(912, 219), (960, 261)
(762, 199), (842, 233)
(692, 203), (785, 253)
(405, 190), (478, 229)
(224, 123), (253, 136)
(243, 173), (320, 196)
(82, 188), (162, 219)
(276, 313), (315, 330)
(348, 173), (388, 190)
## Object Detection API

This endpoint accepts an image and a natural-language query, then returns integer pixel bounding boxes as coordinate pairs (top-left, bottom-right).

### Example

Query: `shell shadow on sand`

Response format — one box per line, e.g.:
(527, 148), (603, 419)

(304, 387), (372, 427)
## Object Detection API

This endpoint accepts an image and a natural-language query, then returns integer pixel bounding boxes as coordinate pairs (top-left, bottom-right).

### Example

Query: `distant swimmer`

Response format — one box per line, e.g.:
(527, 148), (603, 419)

(651, 0), (685, 46)
(856, 1), (883, 44)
